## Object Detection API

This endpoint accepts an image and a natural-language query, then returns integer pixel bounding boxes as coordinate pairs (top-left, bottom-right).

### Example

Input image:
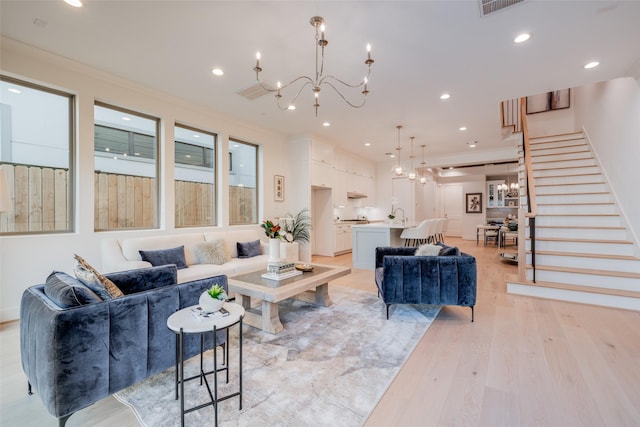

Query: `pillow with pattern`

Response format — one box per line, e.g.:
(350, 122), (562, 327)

(194, 239), (230, 265)
(74, 254), (124, 300)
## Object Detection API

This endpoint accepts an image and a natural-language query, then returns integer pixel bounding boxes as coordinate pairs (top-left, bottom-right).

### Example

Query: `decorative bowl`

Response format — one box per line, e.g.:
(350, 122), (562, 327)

(295, 264), (314, 272)
(199, 291), (225, 313)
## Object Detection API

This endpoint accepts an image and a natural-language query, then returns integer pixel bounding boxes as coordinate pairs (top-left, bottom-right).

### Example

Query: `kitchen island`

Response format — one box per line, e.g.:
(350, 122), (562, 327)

(351, 222), (410, 270)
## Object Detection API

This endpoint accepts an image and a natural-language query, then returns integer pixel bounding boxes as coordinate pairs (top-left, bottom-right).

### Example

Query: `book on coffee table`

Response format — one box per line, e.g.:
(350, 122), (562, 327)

(261, 269), (303, 281)
(190, 305), (230, 321)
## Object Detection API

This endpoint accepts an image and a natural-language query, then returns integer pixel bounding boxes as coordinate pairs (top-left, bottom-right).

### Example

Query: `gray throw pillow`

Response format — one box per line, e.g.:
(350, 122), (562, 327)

(194, 239), (230, 265)
(415, 244), (441, 256)
(139, 246), (188, 269)
(237, 239), (262, 258)
(45, 271), (102, 308)
(438, 245), (461, 256)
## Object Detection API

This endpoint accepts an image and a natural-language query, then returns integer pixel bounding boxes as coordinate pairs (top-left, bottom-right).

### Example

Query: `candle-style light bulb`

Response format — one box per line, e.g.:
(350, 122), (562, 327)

(256, 52), (261, 60)
(277, 81), (281, 89)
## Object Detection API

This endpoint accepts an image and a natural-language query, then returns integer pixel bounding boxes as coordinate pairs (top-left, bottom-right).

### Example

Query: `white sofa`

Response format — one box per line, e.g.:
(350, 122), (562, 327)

(101, 229), (272, 283)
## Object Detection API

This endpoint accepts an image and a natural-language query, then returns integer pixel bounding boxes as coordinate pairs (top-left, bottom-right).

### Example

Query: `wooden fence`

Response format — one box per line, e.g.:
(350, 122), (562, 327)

(0, 164), (256, 233)
(0, 164), (69, 233)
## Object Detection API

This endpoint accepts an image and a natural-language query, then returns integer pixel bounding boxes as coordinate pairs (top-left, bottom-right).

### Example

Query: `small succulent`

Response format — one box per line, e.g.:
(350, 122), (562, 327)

(206, 284), (227, 301)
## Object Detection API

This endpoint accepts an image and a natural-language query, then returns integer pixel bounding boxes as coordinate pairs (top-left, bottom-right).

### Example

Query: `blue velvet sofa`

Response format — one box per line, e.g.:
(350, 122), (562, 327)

(374, 246), (477, 321)
(20, 264), (228, 426)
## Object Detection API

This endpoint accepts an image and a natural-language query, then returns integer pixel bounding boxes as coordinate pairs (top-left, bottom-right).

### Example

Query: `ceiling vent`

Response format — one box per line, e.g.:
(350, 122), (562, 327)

(479, 0), (525, 16)
(237, 83), (271, 100)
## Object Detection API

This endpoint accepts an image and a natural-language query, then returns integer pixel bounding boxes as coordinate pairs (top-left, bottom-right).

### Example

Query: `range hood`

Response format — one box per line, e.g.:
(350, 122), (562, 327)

(347, 191), (368, 199)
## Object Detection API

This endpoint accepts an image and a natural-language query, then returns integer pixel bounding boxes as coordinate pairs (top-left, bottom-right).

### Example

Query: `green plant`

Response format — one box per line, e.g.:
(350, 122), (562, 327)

(206, 284), (227, 301)
(260, 219), (282, 239)
(282, 208), (311, 243)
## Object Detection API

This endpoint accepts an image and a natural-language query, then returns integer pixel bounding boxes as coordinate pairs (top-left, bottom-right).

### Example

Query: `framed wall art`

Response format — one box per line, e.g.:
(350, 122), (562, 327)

(526, 89), (570, 114)
(274, 175), (284, 201)
(466, 193), (482, 214)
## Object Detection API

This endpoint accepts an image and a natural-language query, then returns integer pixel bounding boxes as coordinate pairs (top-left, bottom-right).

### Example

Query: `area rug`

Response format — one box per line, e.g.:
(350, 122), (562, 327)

(114, 286), (440, 426)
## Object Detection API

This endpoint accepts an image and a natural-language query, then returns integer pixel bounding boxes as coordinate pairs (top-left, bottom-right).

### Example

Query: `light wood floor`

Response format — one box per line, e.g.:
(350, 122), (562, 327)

(2, 238), (639, 426)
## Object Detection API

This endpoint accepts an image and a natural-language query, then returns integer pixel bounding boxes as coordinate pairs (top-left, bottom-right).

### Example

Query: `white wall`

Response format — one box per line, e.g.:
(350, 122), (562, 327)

(573, 77), (640, 246)
(526, 89), (576, 137)
(0, 38), (295, 321)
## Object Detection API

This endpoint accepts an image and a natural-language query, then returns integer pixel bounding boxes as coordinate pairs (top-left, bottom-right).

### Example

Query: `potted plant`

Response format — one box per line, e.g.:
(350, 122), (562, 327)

(281, 208), (311, 244)
(199, 283), (228, 313)
(261, 219), (283, 262)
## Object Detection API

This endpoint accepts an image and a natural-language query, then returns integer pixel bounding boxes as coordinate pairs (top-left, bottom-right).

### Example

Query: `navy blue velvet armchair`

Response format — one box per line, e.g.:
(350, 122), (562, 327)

(374, 246), (477, 321)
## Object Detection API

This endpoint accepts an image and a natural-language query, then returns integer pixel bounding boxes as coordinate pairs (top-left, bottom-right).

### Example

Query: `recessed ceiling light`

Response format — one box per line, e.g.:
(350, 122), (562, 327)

(8, 88), (21, 94)
(584, 61), (600, 69)
(64, 0), (82, 7)
(364, 142), (371, 147)
(440, 93), (451, 100)
(389, 154), (396, 158)
(322, 122), (330, 127)
(211, 68), (224, 76)
(449, 166), (454, 170)
(514, 33), (530, 43)
(467, 141), (478, 148)
(287, 105), (296, 110)
(459, 126), (467, 131)
(122, 117), (131, 121)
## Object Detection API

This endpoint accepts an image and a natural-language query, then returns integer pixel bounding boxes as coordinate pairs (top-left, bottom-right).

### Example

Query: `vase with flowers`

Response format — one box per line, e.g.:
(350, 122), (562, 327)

(199, 283), (228, 313)
(261, 219), (283, 262)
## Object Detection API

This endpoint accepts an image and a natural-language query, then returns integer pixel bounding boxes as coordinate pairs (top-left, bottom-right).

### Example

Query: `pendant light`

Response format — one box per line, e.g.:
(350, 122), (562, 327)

(419, 145), (427, 185)
(408, 137), (416, 181)
(392, 125), (404, 176)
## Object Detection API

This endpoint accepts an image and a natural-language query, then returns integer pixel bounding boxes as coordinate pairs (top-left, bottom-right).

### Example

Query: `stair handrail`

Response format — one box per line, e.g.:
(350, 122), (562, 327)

(519, 97), (537, 282)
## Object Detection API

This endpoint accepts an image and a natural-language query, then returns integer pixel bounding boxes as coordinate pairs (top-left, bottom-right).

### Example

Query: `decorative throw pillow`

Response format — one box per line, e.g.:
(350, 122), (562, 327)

(438, 245), (461, 256)
(415, 244), (441, 256)
(237, 239), (262, 258)
(44, 271), (102, 308)
(74, 254), (124, 300)
(139, 246), (188, 269)
(194, 239), (230, 265)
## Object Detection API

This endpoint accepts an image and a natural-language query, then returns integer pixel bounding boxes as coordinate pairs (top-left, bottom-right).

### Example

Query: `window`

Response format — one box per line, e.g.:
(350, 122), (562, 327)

(94, 103), (159, 231)
(174, 124), (216, 227)
(0, 76), (75, 234)
(228, 139), (257, 225)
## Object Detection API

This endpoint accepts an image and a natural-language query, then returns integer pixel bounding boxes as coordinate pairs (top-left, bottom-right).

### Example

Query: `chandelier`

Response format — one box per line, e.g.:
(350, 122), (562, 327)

(253, 16), (374, 116)
(392, 125), (404, 176)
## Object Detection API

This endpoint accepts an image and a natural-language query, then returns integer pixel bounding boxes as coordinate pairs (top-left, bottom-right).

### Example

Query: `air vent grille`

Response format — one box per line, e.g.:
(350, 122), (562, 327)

(480, 0), (525, 16)
(237, 83), (271, 100)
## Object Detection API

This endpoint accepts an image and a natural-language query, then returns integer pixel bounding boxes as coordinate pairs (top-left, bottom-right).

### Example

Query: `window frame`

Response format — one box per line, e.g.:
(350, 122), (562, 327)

(0, 75), (76, 235)
(174, 122), (217, 228)
(228, 137), (259, 226)
(93, 101), (160, 231)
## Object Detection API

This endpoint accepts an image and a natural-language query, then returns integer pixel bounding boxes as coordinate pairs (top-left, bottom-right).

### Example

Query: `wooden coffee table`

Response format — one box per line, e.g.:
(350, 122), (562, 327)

(227, 264), (350, 334)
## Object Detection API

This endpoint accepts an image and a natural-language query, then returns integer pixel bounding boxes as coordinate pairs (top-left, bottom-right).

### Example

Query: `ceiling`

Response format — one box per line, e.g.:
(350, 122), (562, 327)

(1, 1), (639, 167)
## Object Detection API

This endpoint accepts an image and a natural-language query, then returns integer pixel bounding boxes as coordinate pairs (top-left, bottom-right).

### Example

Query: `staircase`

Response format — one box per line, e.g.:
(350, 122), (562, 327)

(507, 131), (640, 310)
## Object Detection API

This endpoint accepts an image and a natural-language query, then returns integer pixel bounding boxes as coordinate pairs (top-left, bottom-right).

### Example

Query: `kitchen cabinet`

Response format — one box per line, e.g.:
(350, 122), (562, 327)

(334, 224), (352, 255)
(311, 140), (334, 164)
(486, 180), (504, 208)
(312, 160), (334, 188)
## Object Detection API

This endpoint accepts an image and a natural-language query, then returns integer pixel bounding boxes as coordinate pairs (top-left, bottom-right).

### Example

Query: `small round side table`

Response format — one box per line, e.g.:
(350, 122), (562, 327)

(167, 302), (244, 427)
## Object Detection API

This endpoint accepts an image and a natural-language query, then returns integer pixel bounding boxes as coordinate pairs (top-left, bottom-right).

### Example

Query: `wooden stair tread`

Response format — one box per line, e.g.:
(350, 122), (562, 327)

(529, 133), (584, 141)
(536, 213), (618, 217)
(533, 158), (594, 165)
(531, 224), (625, 230)
(537, 202), (614, 206)
(533, 164), (598, 171)
(530, 143), (587, 151)
(507, 278), (640, 299)
(529, 250), (639, 261)
(526, 264), (640, 279)
(532, 236), (632, 244)
(531, 149), (591, 157)
(533, 172), (601, 178)
(536, 191), (611, 197)
(536, 181), (604, 187)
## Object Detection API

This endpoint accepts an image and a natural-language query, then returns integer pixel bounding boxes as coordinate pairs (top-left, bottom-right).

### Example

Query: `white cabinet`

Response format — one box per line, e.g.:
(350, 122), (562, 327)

(311, 140), (334, 164)
(312, 160), (334, 188)
(334, 224), (352, 254)
(486, 180), (504, 208)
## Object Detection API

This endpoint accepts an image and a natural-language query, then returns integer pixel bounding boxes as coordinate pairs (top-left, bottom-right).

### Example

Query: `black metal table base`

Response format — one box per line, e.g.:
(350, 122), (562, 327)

(174, 316), (243, 426)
